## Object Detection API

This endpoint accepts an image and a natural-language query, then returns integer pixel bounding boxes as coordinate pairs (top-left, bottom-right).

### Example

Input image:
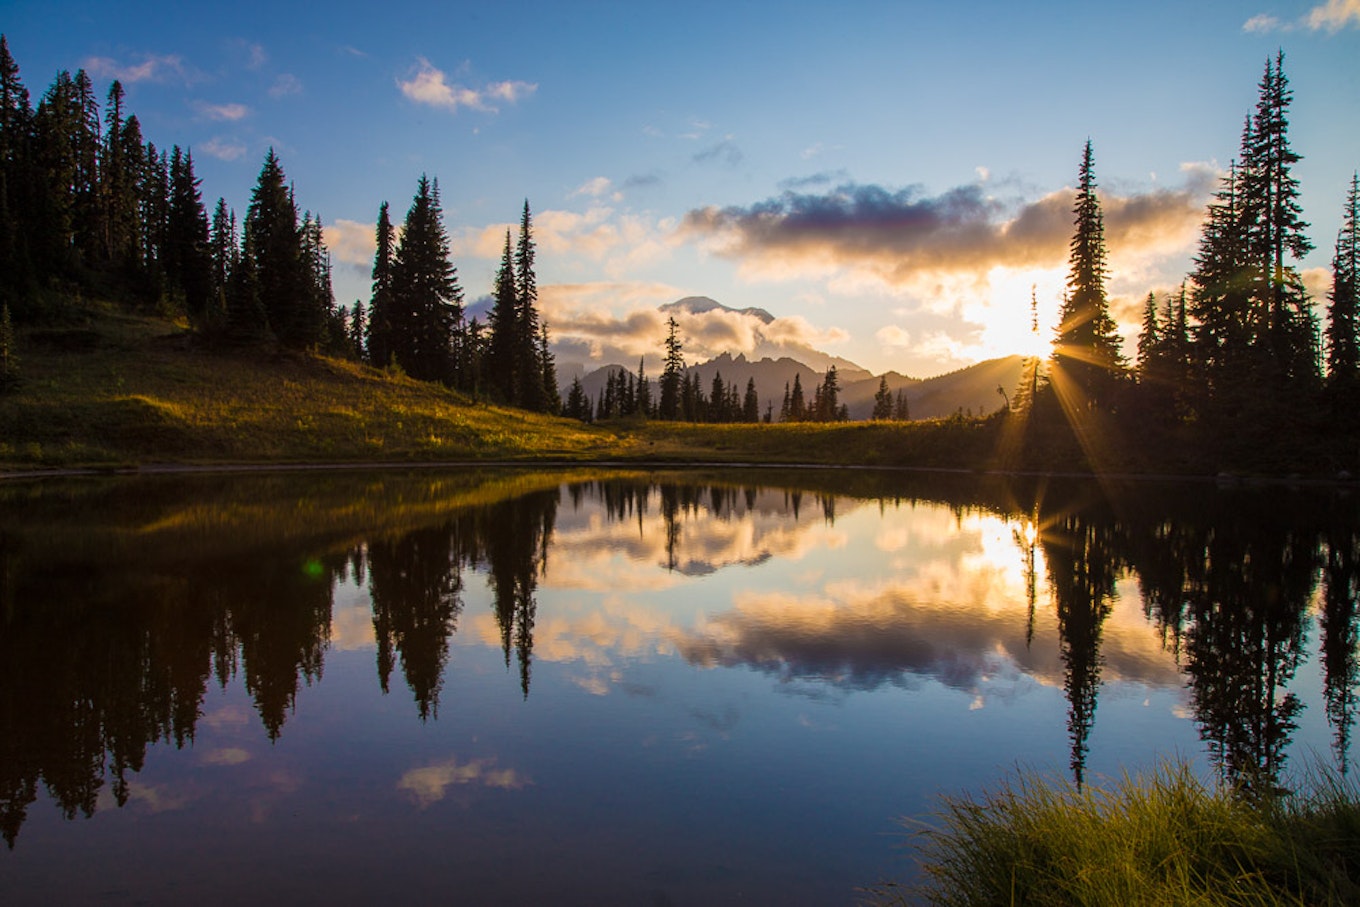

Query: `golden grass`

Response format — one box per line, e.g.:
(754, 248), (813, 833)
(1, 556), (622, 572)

(0, 308), (1006, 471)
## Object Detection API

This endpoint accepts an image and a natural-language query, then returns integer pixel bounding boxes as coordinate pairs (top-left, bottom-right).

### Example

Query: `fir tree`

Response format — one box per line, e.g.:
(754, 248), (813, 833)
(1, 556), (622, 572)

(1053, 140), (1124, 409)
(166, 147), (213, 325)
(514, 200), (547, 410)
(245, 149), (311, 346)
(367, 201), (395, 367)
(789, 372), (806, 421)
(389, 175), (460, 382)
(659, 316), (684, 420)
(1327, 174), (1360, 395)
(893, 389), (910, 421)
(635, 357), (652, 418)
(538, 322), (559, 414)
(743, 377), (759, 422)
(872, 375), (892, 420)
(486, 229), (518, 401)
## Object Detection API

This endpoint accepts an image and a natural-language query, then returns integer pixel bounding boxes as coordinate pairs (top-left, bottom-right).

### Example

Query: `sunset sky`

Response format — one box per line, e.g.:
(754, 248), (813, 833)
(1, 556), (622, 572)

(6, 0), (1359, 377)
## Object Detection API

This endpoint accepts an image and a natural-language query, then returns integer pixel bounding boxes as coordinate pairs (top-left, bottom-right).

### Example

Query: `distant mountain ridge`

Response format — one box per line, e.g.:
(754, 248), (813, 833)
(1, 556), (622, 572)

(574, 296), (1025, 420)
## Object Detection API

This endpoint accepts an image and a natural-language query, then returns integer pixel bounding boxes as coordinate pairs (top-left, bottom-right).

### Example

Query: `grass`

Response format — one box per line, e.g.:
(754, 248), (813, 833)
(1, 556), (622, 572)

(0, 305), (1012, 472)
(874, 762), (1360, 907)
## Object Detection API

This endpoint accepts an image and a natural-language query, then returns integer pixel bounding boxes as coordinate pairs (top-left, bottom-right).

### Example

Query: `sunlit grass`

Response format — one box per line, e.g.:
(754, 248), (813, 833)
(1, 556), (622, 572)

(0, 308), (1019, 471)
(873, 762), (1360, 907)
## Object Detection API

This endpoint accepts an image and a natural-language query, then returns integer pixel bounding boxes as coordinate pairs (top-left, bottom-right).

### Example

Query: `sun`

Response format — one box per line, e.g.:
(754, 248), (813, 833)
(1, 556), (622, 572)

(974, 267), (1065, 361)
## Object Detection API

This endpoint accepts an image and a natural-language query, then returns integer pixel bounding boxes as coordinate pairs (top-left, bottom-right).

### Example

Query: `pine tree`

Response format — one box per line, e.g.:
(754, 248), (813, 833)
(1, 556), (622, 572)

(817, 365), (841, 421)
(635, 356), (652, 418)
(789, 372), (806, 421)
(348, 300), (366, 360)
(872, 375), (892, 420)
(0, 35), (33, 300)
(893, 389), (910, 421)
(166, 147), (214, 325)
(367, 201), (395, 367)
(389, 175), (460, 382)
(486, 229), (518, 401)
(1327, 174), (1360, 395)
(659, 316), (684, 420)
(565, 376), (589, 421)
(1242, 51), (1315, 386)
(1053, 140), (1124, 409)
(538, 322), (559, 414)
(514, 200), (547, 410)
(743, 377), (759, 422)
(245, 149), (311, 346)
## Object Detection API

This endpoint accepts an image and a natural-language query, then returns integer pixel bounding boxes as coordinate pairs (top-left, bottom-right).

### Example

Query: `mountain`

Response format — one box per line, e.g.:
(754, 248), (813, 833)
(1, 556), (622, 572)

(579, 352), (1025, 422)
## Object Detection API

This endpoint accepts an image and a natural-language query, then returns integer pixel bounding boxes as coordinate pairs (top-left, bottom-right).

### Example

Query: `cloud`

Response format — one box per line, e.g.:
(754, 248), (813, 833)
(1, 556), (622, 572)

(571, 176), (620, 201)
(200, 137), (248, 161)
(1244, 2), (1360, 33)
(693, 138), (743, 167)
(200, 747), (252, 766)
(680, 175), (1211, 293)
(398, 58), (536, 114)
(269, 74), (303, 98)
(83, 53), (185, 84)
(778, 170), (851, 191)
(1307, 0), (1360, 30)
(397, 756), (530, 808)
(324, 219), (377, 267)
(1243, 13), (1285, 32)
(195, 101), (251, 121)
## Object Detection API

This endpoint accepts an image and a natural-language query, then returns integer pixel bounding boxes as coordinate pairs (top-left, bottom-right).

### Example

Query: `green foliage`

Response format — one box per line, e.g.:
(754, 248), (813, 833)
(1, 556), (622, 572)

(885, 762), (1360, 907)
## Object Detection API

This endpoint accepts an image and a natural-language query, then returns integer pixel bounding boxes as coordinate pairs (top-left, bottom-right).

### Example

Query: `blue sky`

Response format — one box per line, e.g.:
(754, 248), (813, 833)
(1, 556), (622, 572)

(5, 0), (1359, 377)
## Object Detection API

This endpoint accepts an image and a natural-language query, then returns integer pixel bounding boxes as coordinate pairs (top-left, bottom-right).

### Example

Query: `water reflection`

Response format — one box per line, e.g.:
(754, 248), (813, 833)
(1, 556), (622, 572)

(0, 469), (1357, 858)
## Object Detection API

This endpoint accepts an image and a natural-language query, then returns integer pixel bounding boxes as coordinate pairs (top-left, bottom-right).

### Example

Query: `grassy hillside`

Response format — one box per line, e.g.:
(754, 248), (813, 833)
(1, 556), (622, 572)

(0, 309), (637, 467)
(0, 308), (1023, 472)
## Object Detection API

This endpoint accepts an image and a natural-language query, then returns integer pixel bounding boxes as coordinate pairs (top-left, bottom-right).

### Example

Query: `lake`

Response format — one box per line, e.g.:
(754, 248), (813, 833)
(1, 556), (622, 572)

(1, 467), (1355, 904)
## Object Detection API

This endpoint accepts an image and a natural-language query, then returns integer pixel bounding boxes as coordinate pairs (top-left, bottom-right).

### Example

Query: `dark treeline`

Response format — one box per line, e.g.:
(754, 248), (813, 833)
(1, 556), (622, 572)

(1018, 53), (1360, 474)
(3, 471), (1359, 845)
(0, 35), (560, 412)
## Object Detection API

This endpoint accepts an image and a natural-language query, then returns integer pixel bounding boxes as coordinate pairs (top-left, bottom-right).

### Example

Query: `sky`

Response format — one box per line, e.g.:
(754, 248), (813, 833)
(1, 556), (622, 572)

(5, 0), (1359, 378)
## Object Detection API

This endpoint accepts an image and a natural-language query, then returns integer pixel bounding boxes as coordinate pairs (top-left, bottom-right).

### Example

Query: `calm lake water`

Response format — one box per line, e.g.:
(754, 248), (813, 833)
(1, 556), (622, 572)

(1, 467), (1357, 904)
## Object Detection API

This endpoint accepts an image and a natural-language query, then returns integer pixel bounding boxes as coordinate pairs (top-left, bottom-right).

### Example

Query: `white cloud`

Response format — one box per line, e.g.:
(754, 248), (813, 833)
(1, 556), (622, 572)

(398, 58), (537, 114)
(1307, 0), (1360, 30)
(324, 219), (377, 266)
(83, 53), (185, 84)
(195, 101), (251, 121)
(571, 176), (618, 200)
(200, 137), (248, 161)
(269, 74), (303, 98)
(397, 756), (530, 808)
(1243, 13), (1284, 32)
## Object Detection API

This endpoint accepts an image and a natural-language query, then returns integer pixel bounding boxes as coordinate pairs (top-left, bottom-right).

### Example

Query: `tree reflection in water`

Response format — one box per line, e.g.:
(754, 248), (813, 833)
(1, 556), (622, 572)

(0, 470), (1357, 848)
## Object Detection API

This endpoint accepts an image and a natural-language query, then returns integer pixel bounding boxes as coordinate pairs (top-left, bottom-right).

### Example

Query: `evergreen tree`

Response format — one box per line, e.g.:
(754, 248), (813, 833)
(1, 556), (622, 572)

(245, 149), (311, 346)
(166, 147), (214, 325)
(1053, 141), (1124, 409)
(514, 200), (547, 410)
(659, 316), (684, 419)
(817, 365), (841, 421)
(635, 356), (652, 418)
(872, 375), (893, 420)
(367, 201), (395, 367)
(348, 300), (366, 360)
(893, 389), (910, 421)
(1242, 51), (1315, 386)
(0, 35), (33, 301)
(743, 377), (759, 422)
(486, 229), (518, 401)
(389, 175), (460, 382)
(564, 375), (589, 421)
(1327, 174), (1360, 396)
(538, 322), (559, 414)
(789, 372), (806, 421)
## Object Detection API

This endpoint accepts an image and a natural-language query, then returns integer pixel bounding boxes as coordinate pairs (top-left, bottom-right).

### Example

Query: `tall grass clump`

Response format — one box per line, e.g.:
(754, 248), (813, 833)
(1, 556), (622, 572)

(880, 761), (1360, 907)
